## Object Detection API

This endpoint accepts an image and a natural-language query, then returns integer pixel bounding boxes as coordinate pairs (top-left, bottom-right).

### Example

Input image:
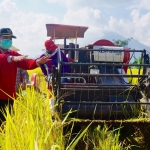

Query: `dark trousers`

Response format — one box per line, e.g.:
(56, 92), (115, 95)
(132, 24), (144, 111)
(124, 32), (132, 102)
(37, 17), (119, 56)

(0, 99), (14, 126)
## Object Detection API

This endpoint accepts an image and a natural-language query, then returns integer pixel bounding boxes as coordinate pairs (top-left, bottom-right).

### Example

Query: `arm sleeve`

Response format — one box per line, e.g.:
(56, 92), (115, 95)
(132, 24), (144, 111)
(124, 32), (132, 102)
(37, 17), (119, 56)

(0, 54), (11, 64)
(9, 50), (22, 56)
(7, 50), (37, 69)
(17, 59), (38, 70)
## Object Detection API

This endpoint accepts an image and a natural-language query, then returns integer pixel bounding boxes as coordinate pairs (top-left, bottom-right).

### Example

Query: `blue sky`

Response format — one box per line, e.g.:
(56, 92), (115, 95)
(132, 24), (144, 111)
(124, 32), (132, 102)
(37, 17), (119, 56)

(0, 0), (150, 57)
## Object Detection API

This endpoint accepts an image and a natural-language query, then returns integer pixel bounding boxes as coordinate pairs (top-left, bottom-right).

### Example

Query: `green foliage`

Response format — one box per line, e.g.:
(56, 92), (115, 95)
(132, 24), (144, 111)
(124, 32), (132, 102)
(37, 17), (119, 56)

(91, 125), (122, 150)
(131, 57), (147, 69)
(113, 37), (133, 47)
(132, 57), (141, 69)
(74, 124), (129, 150)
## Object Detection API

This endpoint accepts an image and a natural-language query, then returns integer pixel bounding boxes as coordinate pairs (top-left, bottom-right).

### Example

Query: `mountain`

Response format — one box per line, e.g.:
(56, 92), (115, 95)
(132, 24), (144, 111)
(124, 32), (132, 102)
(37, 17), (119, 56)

(102, 31), (150, 52)
(101, 31), (150, 61)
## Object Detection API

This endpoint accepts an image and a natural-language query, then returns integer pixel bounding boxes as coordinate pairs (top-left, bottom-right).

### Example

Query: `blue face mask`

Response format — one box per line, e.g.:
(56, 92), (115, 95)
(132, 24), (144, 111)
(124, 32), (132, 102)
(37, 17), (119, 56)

(0, 39), (12, 49)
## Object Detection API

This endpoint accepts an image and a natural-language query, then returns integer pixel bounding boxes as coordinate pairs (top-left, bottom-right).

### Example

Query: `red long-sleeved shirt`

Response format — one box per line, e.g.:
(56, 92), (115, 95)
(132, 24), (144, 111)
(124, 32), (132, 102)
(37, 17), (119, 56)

(0, 50), (38, 100)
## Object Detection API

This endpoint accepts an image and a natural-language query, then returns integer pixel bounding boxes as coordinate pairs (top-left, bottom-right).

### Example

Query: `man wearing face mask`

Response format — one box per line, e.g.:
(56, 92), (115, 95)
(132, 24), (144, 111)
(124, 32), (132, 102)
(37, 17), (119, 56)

(0, 28), (21, 56)
(0, 28), (50, 126)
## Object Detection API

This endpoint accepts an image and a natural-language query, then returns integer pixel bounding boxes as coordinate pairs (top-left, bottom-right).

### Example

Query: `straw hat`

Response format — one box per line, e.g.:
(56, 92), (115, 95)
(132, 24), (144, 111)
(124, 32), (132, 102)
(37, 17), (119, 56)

(9, 45), (20, 51)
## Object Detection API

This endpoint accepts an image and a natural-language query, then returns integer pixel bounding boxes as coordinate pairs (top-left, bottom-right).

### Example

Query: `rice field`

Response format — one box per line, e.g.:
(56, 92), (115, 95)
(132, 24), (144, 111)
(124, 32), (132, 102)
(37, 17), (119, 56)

(0, 67), (149, 149)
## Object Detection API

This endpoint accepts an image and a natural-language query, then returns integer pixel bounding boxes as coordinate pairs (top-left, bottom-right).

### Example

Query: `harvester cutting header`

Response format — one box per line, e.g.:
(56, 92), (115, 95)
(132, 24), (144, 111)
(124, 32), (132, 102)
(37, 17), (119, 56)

(45, 24), (150, 121)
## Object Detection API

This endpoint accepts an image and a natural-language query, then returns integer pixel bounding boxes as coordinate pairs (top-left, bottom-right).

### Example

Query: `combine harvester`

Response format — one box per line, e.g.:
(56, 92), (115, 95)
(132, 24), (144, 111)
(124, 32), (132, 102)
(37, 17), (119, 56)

(46, 24), (150, 125)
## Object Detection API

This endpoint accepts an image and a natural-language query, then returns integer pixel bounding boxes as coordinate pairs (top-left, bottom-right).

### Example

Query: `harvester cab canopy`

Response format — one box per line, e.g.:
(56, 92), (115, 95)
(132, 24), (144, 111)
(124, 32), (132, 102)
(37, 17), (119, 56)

(46, 23), (88, 46)
(46, 24), (88, 61)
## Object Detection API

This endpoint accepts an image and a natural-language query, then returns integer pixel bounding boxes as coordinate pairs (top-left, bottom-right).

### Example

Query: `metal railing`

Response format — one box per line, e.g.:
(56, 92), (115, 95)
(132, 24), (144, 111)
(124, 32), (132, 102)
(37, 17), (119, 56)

(55, 48), (150, 119)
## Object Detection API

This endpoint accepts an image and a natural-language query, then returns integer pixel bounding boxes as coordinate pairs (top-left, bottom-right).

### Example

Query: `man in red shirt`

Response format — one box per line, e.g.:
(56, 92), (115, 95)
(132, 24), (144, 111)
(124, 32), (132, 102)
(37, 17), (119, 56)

(0, 28), (50, 125)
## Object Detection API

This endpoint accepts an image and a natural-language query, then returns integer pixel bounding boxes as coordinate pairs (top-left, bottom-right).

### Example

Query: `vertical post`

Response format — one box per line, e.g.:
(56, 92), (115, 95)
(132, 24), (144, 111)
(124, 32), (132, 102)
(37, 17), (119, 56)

(74, 28), (79, 62)
(75, 29), (77, 49)
(57, 48), (62, 104)
(64, 37), (66, 48)
(138, 50), (144, 82)
(63, 37), (67, 55)
(53, 27), (55, 43)
(143, 49), (147, 75)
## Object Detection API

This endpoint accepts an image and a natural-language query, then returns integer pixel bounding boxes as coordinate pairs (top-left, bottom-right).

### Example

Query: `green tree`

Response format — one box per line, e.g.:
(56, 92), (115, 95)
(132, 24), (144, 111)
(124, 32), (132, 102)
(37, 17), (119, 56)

(112, 37), (133, 47)
(132, 57), (141, 68)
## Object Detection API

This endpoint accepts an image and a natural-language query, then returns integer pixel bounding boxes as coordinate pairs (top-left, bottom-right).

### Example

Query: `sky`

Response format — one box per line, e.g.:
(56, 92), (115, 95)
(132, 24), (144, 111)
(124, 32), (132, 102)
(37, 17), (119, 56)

(0, 0), (150, 58)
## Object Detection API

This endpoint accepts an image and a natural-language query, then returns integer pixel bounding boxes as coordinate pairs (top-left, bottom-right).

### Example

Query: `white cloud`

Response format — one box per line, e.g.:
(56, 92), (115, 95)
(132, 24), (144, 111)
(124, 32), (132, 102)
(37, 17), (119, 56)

(12, 12), (59, 56)
(63, 7), (105, 26)
(57, 0), (150, 47)
(0, 0), (59, 57)
(130, 9), (140, 22)
(129, 0), (150, 10)
(1, 0), (150, 57)
(47, 0), (63, 4)
(61, 7), (107, 46)
(0, 0), (17, 13)
(47, 0), (131, 10)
